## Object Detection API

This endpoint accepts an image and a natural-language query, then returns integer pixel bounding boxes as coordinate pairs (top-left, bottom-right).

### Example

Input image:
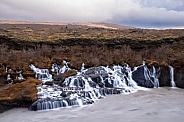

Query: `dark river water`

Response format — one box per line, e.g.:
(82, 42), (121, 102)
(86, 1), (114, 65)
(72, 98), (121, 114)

(0, 87), (184, 122)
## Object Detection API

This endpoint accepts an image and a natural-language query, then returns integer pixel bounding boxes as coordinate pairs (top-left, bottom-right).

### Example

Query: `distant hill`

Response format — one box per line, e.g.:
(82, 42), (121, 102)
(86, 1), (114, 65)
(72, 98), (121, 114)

(0, 20), (135, 30)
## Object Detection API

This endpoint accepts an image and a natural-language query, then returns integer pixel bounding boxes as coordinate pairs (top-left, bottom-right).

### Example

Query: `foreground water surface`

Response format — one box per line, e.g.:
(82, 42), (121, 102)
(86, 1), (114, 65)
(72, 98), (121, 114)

(0, 87), (184, 122)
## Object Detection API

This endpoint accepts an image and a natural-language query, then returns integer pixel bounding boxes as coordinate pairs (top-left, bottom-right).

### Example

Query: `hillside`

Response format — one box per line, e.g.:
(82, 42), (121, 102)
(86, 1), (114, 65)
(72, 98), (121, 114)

(0, 20), (183, 42)
(0, 20), (184, 112)
(0, 20), (184, 69)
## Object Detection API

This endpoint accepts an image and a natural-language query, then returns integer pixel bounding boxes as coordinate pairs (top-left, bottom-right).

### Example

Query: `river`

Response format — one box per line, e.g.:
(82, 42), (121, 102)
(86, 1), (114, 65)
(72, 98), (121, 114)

(0, 87), (184, 122)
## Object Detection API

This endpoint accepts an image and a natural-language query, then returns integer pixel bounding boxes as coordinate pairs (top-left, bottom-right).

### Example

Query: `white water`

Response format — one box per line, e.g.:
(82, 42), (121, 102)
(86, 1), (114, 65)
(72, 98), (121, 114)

(151, 66), (160, 88)
(32, 63), (143, 111)
(143, 66), (159, 88)
(63, 64), (139, 93)
(29, 64), (53, 84)
(1, 87), (184, 122)
(169, 65), (176, 87)
(51, 60), (71, 75)
(28, 62), (180, 111)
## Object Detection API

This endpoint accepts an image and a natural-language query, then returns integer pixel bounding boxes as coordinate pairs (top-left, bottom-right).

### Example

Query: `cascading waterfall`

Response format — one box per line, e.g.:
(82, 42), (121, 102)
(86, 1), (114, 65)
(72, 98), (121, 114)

(132, 63), (159, 88)
(30, 61), (172, 111)
(84, 77), (93, 91)
(51, 60), (71, 75)
(150, 66), (159, 88)
(29, 64), (53, 84)
(169, 65), (176, 87)
(127, 70), (138, 89)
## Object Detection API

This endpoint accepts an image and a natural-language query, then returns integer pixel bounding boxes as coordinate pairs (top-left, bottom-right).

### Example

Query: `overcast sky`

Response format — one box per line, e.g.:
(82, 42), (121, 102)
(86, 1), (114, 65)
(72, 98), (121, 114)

(0, 0), (184, 28)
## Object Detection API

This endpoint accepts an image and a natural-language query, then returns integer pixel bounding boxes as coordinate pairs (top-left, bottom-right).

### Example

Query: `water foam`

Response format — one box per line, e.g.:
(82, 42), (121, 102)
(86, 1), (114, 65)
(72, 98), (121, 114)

(29, 61), (171, 111)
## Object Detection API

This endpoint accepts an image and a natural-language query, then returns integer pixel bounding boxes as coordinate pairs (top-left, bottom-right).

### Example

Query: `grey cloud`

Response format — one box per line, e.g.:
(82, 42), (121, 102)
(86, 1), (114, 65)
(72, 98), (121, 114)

(0, 0), (184, 28)
(140, 0), (184, 11)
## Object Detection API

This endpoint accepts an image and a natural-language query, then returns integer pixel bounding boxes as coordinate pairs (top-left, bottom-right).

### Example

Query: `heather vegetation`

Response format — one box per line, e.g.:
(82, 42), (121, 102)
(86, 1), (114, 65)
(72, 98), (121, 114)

(0, 24), (184, 42)
(0, 43), (183, 73)
(0, 22), (184, 73)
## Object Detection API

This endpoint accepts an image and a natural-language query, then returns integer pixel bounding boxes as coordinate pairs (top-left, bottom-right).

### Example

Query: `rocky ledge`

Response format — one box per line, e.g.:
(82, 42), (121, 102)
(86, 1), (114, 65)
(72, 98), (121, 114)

(0, 78), (41, 113)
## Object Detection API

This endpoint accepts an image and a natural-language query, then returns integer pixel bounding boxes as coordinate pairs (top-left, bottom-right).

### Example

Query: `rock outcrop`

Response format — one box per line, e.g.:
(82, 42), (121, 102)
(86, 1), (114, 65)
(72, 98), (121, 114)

(175, 67), (184, 88)
(0, 77), (41, 113)
(158, 66), (171, 87)
(53, 70), (77, 83)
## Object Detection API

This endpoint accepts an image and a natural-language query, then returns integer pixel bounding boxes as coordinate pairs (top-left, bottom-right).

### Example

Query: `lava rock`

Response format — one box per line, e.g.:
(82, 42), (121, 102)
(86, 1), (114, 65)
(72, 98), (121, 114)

(175, 67), (184, 88)
(158, 66), (171, 87)
(132, 66), (154, 88)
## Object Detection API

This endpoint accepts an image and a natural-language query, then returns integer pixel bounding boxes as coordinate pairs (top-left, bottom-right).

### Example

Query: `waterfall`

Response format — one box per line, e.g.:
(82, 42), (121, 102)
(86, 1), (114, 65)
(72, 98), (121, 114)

(29, 64), (53, 84)
(77, 98), (83, 106)
(7, 74), (12, 81)
(84, 77), (93, 91)
(30, 61), (166, 111)
(151, 66), (159, 88)
(141, 66), (159, 88)
(81, 63), (85, 71)
(51, 60), (71, 75)
(169, 66), (176, 87)
(127, 70), (138, 88)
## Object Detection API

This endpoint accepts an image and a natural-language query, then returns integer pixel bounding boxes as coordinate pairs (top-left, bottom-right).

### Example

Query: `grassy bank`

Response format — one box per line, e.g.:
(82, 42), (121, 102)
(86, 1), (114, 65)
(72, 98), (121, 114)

(0, 22), (184, 71)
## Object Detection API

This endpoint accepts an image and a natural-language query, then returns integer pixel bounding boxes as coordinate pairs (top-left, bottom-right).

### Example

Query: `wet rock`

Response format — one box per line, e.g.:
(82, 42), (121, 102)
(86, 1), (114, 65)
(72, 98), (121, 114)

(62, 75), (85, 88)
(0, 75), (7, 84)
(0, 103), (15, 113)
(53, 73), (64, 81)
(158, 66), (171, 87)
(83, 66), (108, 75)
(175, 67), (184, 88)
(60, 91), (67, 97)
(132, 66), (155, 88)
(44, 81), (53, 86)
(57, 70), (77, 84)
(89, 74), (107, 87)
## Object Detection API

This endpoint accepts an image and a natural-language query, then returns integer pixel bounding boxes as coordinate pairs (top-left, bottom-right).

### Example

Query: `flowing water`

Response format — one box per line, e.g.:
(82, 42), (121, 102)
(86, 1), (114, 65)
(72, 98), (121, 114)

(169, 66), (176, 87)
(0, 87), (184, 122)
(1, 62), (183, 121)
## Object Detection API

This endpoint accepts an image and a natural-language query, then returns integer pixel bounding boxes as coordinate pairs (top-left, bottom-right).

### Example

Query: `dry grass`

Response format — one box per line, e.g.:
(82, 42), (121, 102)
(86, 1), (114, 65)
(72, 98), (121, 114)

(0, 23), (184, 42)
(0, 43), (183, 71)
(0, 22), (184, 71)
